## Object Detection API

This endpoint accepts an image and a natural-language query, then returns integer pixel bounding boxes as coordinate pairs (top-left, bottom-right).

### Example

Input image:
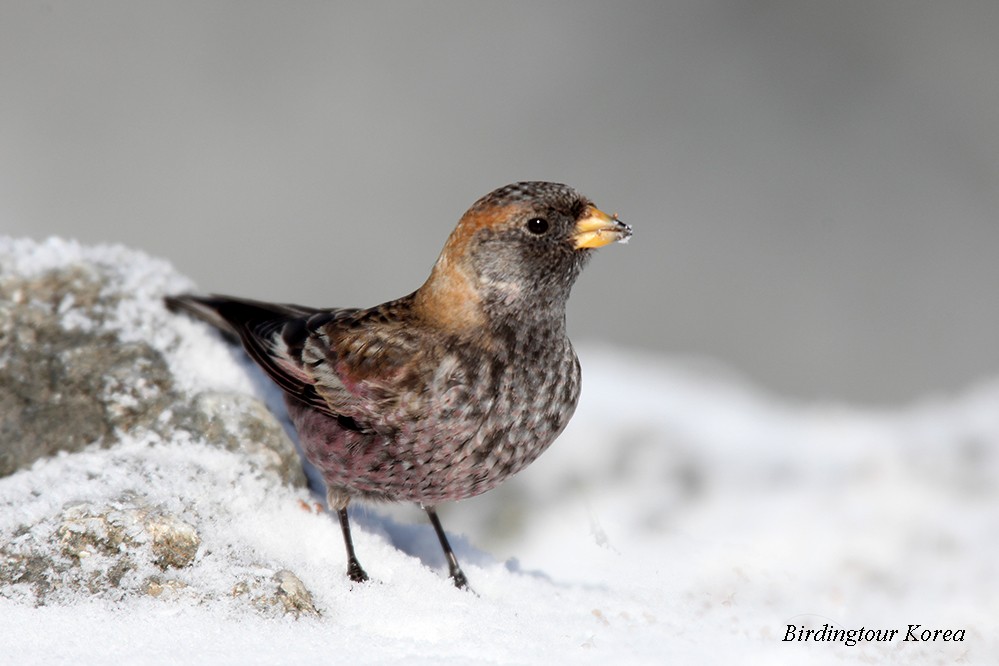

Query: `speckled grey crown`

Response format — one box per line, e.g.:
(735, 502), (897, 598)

(470, 181), (586, 214)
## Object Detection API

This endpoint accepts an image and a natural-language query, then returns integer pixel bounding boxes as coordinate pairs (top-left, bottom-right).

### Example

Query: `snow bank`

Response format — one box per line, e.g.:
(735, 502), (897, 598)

(1, 237), (996, 664)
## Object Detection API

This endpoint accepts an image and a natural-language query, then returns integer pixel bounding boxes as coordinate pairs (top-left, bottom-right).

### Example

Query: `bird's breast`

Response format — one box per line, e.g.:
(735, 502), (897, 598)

(427, 332), (582, 498)
(289, 332), (581, 504)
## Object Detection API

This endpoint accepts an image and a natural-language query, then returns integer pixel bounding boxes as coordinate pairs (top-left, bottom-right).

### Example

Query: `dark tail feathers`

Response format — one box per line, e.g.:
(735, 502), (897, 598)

(164, 294), (318, 338)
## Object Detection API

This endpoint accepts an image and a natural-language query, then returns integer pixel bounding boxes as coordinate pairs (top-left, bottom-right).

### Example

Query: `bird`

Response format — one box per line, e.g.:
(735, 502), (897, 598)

(165, 181), (631, 589)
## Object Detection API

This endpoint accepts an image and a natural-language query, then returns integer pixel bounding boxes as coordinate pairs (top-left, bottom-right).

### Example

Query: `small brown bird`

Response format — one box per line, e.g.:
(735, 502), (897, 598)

(166, 181), (631, 588)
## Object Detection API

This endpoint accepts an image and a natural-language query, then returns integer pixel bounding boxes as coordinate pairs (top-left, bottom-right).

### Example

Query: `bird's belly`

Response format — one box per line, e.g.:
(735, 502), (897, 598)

(285, 380), (578, 504)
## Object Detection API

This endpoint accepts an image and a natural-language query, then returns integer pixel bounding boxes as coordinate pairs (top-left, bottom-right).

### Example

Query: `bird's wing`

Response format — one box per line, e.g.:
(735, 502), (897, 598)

(296, 317), (434, 433)
(252, 300), (440, 435)
(168, 294), (447, 434)
(240, 312), (339, 413)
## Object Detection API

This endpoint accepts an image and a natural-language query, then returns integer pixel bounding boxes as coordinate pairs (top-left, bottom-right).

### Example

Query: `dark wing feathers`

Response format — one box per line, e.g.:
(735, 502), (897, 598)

(165, 294), (412, 431)
(165, 294), (336, 413)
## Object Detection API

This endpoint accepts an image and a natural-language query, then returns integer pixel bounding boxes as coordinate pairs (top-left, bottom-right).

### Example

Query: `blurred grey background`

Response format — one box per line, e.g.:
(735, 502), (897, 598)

(1, 1), (997, 405)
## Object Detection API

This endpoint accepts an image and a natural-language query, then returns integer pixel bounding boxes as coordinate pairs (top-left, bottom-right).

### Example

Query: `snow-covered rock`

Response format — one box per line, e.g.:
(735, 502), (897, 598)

(0, 238), (311, 614)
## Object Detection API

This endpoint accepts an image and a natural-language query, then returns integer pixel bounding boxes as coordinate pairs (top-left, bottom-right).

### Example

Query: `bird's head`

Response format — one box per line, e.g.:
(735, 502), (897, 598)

(415, 181), (631, 332)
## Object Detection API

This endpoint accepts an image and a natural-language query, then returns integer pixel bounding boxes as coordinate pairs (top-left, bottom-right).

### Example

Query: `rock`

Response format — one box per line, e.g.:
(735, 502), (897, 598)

(273, 569), (320, 618)
(3, 497), (201, 604)
(0, 238), (318, 617)
(0, 244), (306, 487)
(176, 392), (307, 488)
(145, 577), (189, 598)
(144, 513), (201, 570)
(227, 569), (322, 619)
(0, 265), (171, 475)
(1, 490), (321, 616)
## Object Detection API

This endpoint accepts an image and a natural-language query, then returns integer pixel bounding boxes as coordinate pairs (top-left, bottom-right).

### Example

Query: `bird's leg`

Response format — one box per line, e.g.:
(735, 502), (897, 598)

(425, 506), (469, 590)
(337, 508), (369, 583)
(328, 488), (368, 583)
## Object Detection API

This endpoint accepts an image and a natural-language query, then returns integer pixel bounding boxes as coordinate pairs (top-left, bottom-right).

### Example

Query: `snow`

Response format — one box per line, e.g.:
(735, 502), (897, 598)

(2, 237), (997, 664)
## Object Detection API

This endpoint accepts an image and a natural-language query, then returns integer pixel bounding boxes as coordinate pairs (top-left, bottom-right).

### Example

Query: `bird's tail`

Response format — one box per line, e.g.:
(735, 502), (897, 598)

(165, 293), (332, 406)
(164, 294), (317, 338)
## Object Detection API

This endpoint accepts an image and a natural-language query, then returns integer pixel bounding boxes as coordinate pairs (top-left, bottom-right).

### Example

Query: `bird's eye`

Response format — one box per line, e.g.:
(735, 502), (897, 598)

(526, 217), (549, 235)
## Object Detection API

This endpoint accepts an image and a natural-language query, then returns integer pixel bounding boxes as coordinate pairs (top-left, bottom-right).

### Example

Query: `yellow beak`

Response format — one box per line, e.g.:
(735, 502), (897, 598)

(573, 206), (633, 249)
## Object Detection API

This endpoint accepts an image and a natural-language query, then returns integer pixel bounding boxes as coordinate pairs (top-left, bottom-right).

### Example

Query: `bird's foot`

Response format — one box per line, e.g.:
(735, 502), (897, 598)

(450, 568), (469, 590)
(347, 557), (369, 584)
